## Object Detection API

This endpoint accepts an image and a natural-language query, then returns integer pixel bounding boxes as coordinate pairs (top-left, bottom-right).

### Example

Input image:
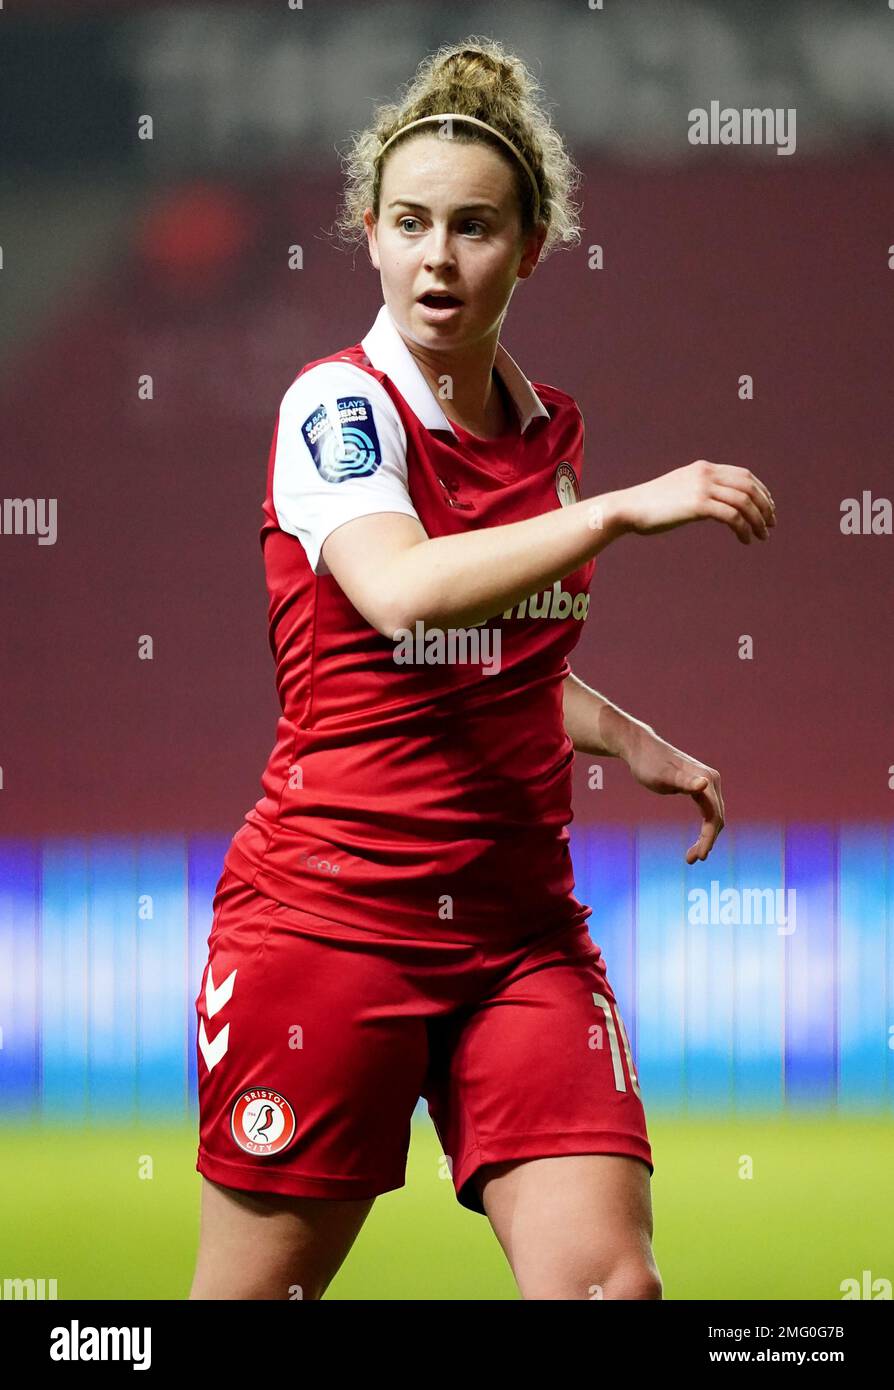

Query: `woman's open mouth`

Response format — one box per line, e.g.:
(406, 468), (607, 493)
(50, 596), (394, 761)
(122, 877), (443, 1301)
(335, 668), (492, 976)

(417, 292), (464, 321)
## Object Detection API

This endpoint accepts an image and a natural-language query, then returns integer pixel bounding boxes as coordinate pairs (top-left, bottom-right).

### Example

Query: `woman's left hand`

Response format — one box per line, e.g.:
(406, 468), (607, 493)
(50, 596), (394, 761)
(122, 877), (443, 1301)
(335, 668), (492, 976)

(621, 723), (725, 864)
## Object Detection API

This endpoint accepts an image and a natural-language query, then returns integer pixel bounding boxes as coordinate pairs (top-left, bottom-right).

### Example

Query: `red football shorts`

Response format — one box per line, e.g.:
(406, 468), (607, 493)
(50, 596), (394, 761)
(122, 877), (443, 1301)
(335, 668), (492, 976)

(195, 868), (653, 1214)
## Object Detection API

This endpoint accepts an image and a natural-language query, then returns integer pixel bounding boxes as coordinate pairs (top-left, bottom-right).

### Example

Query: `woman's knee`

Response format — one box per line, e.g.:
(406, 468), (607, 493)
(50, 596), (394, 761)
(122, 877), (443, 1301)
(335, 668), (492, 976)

(189, 1268), (325, 1300)
(520, 1247), (662, 1301)
(595, 1259), (663, 1300)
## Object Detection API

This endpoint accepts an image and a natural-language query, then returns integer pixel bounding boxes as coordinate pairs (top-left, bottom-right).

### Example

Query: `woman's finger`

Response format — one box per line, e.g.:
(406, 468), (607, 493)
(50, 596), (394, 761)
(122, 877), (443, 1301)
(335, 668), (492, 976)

(687, 782), (724, 860)
(712, 484), (771, 539)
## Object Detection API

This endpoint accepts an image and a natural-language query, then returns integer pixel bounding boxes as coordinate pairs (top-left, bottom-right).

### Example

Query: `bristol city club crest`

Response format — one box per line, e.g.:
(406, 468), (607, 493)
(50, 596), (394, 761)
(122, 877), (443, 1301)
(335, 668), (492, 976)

(230, 1087), (297, 1156)
(554, 461), (580, 507)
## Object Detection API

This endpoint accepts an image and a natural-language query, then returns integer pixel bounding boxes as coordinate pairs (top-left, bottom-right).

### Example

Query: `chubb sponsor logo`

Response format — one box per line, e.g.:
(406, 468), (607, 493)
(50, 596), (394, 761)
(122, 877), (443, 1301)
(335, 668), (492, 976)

(502, 580), (590, 622)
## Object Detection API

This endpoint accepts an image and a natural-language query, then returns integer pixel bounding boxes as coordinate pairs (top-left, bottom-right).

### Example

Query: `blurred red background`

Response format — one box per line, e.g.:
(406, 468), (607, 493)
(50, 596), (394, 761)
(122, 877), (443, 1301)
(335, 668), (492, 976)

(2, 156), (892, 835)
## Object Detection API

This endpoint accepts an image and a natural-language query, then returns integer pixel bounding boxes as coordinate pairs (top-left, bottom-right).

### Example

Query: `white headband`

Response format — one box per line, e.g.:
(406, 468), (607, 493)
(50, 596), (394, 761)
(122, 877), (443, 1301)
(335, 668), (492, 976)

(375, 112), (541, 224)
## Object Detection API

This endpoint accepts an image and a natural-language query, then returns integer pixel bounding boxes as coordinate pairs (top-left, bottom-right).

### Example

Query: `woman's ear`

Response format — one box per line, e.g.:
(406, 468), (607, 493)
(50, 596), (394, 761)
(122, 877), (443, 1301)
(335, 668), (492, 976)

(517, 222), (548, 280)
(363, 207), (380, 269)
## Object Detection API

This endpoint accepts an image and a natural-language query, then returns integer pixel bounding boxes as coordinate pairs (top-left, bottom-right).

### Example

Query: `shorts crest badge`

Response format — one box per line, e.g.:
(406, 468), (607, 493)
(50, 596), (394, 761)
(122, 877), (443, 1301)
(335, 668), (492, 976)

(231, 1087), (297, 1156)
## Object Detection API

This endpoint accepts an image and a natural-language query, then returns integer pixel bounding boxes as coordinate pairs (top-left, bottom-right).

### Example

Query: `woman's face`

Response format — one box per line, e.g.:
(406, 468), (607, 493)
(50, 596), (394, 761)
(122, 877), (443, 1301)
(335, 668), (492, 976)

(364, 132), (545, 350)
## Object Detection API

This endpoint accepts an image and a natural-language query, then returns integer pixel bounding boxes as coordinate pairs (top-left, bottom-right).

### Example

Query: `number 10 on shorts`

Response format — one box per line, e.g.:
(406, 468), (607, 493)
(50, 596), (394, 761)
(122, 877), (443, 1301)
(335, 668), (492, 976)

(592, 992), (643, 1100)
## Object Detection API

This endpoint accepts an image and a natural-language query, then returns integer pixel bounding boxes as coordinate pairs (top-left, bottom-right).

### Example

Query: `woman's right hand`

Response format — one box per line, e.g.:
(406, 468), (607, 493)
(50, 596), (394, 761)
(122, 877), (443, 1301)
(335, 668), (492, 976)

(618, 460), (776, 544)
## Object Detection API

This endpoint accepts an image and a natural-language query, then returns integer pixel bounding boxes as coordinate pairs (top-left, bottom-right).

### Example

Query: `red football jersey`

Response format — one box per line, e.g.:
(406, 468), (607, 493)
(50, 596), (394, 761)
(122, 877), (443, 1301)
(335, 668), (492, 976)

(223, 302), (597, 941)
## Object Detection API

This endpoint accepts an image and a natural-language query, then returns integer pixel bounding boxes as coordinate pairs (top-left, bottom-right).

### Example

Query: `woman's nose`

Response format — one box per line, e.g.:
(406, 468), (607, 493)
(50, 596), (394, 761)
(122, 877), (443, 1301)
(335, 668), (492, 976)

(424, 229), (454, 268)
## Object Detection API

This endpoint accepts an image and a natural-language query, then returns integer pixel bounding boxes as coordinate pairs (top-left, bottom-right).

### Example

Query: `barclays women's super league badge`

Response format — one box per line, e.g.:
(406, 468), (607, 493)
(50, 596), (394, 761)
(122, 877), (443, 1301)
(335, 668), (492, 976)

(301, 397), (383, 483)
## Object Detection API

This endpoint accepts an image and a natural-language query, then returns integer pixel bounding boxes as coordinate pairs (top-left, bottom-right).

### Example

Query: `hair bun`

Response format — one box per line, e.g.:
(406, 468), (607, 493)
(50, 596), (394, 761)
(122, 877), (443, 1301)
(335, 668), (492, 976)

(438, 46), (520, 97)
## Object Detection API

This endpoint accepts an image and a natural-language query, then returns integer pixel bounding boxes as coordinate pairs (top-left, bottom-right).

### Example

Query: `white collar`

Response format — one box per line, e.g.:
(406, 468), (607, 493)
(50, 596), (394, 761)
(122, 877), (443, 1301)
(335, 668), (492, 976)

(359, 302), (550, 437)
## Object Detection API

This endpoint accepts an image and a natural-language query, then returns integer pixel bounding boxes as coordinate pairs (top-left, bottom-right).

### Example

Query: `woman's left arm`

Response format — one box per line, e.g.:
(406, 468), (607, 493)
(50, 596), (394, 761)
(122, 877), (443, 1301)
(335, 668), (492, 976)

(562, 669), (726, 864)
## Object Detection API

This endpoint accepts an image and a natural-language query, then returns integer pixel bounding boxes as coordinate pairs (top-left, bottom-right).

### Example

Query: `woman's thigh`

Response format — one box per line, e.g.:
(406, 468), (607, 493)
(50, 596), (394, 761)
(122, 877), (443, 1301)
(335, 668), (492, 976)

(424, 922), (654, 1222)
(474, 1153), (660, 1301)
(189, 1177), (375, 1300)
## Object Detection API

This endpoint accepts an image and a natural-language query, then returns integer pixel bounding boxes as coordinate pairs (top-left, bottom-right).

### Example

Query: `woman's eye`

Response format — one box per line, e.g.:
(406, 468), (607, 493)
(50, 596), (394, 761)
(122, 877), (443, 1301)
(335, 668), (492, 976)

(397, 217), (487, 235)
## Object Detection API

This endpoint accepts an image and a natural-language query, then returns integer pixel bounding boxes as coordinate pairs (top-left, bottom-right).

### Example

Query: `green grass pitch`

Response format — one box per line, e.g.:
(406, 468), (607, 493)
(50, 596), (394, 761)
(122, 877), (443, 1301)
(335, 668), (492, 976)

(1, 1113), (890, 1300)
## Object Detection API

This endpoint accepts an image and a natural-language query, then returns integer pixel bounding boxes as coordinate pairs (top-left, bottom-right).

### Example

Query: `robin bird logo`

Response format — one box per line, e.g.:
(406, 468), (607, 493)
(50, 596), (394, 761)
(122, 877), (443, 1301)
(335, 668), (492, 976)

(247, 1103), (275, 1142)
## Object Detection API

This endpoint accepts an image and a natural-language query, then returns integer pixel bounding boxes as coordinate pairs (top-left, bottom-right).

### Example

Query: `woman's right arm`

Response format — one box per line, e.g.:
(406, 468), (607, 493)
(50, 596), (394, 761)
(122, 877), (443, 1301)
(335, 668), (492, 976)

(323, 460), (777, 637)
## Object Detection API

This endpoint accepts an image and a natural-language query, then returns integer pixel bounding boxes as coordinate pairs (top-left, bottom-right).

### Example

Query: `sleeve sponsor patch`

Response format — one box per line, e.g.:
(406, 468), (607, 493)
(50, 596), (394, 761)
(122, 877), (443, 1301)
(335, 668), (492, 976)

(300, 395), (383, 483)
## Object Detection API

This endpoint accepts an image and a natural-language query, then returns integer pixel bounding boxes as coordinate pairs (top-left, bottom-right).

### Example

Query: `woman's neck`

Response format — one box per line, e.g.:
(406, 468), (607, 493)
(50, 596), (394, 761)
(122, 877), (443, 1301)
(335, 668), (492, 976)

(405, 333), (517, 439)
(438, 366), (517, 440)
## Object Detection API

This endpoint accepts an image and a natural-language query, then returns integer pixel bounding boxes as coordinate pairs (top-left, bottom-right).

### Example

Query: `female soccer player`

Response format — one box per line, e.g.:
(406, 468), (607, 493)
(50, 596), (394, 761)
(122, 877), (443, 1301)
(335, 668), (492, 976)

(190, 39), (775, 1301)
